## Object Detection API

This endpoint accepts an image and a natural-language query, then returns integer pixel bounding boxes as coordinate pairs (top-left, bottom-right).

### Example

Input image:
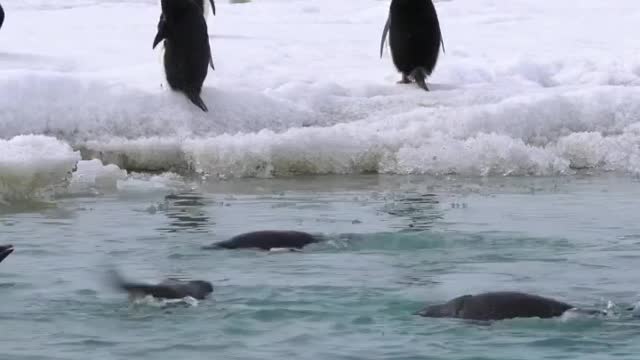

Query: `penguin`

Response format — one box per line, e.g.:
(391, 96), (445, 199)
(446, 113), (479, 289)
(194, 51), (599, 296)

(380, 0), (445, 91)
(156, 0), (216, 70)
(153, 0), (212, 112)
(107, 269), (213, 301)
(415, 291), (606, 321)
(203, 230), (323, 251)
(0, 2), (5, 31)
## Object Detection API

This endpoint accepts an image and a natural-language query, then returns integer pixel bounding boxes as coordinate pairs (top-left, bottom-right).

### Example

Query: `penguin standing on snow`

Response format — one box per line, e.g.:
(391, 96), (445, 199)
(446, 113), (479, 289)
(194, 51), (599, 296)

(380, 0), (445, 91)
(156, 0), (216, 70)
(153, 0), (212, 112)
(0, 2), (5, 31)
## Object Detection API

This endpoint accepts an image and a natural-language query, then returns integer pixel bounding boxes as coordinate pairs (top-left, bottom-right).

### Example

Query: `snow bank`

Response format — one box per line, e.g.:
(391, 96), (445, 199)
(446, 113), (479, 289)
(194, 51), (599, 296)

(0, 135), (80, 203)
(1, 0), (640, 188)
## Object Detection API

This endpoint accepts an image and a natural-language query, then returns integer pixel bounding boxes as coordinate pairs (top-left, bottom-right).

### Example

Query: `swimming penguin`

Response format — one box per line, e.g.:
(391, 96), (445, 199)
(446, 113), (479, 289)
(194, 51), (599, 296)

(203, 230), (323, 251)
(380, 0), (445, 91)
(0, 245), (13, 264)
(415, 291), (605, 321)
(153, 0), (212, 112)
(0, 2), (5, 31)
(108, 269), (213, 300)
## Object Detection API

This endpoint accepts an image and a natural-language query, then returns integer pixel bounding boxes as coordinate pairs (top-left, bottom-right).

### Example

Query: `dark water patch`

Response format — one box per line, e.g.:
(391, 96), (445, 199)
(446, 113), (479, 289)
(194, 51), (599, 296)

(52, 338), (119, 348)
(156, 192), (214, 234)
(325, 231), (574, 254)
(380, 192), (444, 232)
(74, 288), (98, 296)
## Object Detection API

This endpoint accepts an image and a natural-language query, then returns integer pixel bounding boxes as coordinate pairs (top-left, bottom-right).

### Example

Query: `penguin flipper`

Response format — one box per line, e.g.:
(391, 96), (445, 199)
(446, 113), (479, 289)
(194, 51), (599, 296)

(107, 269), (182, 299)
(380, 15), (390, 58)
(107, 269), (149, 295)
(153, 15), (168, 49)
(209, 0), (216, 16)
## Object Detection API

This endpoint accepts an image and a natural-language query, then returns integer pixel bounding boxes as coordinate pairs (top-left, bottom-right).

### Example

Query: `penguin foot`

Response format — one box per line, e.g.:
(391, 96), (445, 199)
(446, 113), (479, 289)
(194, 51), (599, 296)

(397, 74), (412, 84)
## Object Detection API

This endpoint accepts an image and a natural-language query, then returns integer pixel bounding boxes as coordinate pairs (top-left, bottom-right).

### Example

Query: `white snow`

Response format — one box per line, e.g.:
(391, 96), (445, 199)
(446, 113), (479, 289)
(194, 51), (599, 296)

(67, 158), (127, 194)
(1, 0), (640, 196)
(0, 135), (80, 202)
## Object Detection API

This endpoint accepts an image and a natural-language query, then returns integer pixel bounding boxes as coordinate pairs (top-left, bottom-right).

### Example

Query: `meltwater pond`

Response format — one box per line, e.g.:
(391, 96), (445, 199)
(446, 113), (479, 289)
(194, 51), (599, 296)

(1, 174), (640, 360)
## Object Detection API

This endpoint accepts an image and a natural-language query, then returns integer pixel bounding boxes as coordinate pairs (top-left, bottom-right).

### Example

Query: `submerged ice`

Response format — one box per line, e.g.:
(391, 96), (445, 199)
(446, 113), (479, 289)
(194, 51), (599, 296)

(1, 0), (640, 200)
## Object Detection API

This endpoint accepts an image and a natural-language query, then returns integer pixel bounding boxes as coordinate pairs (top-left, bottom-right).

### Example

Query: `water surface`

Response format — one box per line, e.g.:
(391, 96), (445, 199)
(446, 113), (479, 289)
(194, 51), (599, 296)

(1, 174), (639, 360)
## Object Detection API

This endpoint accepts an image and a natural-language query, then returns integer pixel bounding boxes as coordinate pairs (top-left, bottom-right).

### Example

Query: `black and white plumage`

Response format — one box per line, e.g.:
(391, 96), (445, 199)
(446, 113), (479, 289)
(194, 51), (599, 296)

(153, 0), (212, 112)
(157, 0), (216, 70)
(0, 245), (13, 264)
(108, 269), (213, 300)
(0, 2), (5, 31)
(203, 231), (323, 251)
(415, 291), (606, 321)
(380, 0), (444, 91)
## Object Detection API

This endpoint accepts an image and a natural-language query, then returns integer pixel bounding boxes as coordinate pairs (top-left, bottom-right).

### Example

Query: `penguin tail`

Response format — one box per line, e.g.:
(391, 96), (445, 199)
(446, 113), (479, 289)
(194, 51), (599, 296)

(186, 91), (209, 112)
(411, 67), (430, 92)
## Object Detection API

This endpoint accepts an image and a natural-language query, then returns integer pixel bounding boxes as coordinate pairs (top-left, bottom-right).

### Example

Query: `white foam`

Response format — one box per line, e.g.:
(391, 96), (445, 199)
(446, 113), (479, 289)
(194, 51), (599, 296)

(0, 135), (80, 203)
(130, 294), (199, 308)
(2, 0), (640, 190)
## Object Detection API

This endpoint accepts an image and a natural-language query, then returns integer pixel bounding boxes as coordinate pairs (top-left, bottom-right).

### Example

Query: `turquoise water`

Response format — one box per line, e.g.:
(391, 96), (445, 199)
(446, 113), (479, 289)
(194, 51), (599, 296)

(1, 174), (640, 359)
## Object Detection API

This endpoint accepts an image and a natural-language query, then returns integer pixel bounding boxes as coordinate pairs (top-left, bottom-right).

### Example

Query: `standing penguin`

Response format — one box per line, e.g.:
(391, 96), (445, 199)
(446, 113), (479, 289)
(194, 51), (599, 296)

(153, 0), (212, 112)
(0, 2), (5, 31)
(380, 0), (444, 91)
(157, 0), (216, 69)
